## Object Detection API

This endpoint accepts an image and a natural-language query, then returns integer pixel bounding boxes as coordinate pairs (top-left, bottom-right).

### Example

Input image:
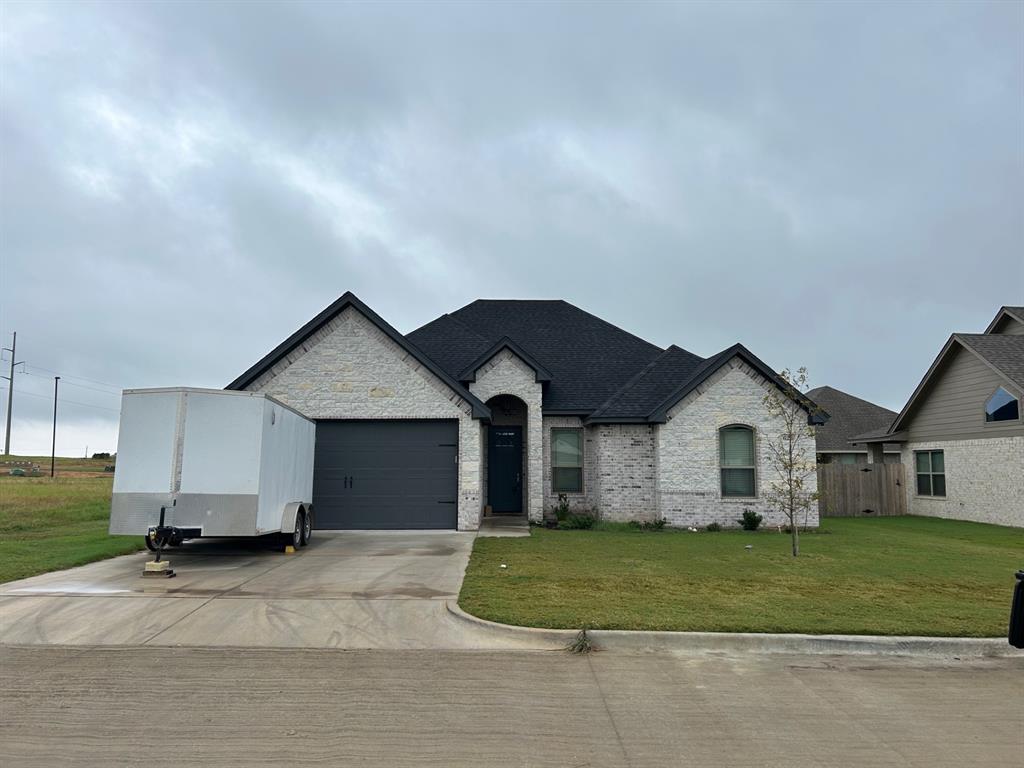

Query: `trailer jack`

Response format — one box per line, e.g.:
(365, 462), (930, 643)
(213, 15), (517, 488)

(143, 506), (177, 579)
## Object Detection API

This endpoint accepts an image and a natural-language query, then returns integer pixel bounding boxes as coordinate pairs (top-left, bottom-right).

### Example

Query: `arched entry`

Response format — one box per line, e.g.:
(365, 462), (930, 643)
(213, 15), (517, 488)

(485, 394), (527, 514)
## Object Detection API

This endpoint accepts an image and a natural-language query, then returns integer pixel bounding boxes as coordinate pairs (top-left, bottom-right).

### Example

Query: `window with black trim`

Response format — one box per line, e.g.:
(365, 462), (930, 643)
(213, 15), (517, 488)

(915, 450), (945, 497)
(720, 425), (756, 497)
(551, 428), (583, 493)
(985, 387), (1019, 423)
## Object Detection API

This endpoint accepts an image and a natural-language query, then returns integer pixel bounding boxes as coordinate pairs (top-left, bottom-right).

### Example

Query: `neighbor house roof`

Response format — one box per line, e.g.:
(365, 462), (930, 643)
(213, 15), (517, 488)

(806, 385), (899, 452)
(225, 292), (491, 419)
(984, 306), (1024, 334)
(888, 332), (1024, 434)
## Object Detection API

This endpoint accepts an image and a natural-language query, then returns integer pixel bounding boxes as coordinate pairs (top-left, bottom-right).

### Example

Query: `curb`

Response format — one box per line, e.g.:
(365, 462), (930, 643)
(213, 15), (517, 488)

(445, 602), (1023, 657)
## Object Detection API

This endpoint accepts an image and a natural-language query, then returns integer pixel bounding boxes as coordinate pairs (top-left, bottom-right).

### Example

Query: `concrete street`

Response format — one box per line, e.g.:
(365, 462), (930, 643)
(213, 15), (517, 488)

(1, 645), (1021, 767)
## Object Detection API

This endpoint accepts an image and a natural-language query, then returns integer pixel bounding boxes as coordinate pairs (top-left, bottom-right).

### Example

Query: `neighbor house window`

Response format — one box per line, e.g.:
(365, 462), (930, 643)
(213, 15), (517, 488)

(915, 450), (945, 497)
(720, 425), (756, 497)
(551, 428), (583, 493)
(985, 387), (1020, 422)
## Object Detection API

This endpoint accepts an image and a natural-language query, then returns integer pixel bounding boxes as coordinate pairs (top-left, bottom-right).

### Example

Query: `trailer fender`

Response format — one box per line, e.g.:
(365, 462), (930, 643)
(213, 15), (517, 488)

(280, 502), (307, 535)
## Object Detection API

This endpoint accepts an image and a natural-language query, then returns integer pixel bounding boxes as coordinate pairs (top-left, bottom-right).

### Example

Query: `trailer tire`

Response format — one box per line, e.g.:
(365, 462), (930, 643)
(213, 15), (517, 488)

(144, 535), (157, 552)
(300, 507), (312, 546)
(282, 512), (303, 551)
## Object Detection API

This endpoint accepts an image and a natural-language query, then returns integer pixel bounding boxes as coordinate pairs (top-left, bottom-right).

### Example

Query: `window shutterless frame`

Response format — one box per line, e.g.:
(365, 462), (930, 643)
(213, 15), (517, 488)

(984, 386), (1021, 424)
(914, 450), (945, 497)
(551, 428), (583, 493)
(720, 425), (756, 498)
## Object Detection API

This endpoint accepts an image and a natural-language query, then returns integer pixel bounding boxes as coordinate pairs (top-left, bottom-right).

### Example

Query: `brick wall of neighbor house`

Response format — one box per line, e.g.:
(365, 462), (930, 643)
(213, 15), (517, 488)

(542, 416), (600, 513)
(901, 437), (1024, 528)
(468, 350), (544, 523)
(593, 424), (658, 522)
(657, 358), (819, 529)
(244, 306), (483, 530)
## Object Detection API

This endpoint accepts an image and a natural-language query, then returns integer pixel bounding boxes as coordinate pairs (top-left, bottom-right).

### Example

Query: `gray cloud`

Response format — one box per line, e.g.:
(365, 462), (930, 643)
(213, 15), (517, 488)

(1, 0), (1021, 454)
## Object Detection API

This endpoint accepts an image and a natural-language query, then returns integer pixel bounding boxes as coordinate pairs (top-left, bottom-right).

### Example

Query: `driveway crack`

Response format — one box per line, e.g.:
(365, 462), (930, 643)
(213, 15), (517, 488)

(586, 653), (633, 768)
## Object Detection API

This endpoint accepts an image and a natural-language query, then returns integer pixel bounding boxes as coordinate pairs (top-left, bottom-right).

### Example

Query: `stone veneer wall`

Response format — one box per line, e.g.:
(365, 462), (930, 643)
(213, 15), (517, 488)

(244, 306), (483, 530)
(656, 357), (819, 529)
(468, 350), (544, 523)
(900, 437), (1024, 528)
(542, 416), (600, 513)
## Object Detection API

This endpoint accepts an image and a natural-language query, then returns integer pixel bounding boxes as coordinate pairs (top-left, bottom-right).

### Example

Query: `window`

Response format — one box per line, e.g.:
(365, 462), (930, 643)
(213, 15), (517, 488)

(985, 387), (1020, 423)
(915, 450), (945, 497)
(720, 425), (756, 497)
(551, 428), (583, 493)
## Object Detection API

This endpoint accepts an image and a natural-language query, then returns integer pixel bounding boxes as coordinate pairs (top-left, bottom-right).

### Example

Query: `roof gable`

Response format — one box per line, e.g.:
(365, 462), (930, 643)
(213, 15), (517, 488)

(407, 299), (666, 413)
(457, 337), (554, 383)
(225, 292), (491, 419)
(985, 306), (1024, 335)
(890, 333), (1024, 432)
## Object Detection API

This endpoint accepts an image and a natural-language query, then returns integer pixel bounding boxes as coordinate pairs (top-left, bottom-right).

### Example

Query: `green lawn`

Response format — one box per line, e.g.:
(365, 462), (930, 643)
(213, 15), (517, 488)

(0, 474), (143, 583)
(459, 517), (1023, 637)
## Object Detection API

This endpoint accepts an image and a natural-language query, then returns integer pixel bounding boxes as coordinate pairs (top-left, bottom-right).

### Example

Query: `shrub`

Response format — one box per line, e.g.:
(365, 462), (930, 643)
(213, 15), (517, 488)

(628, 519), (666, 532)
(92, 452), (111, 460)
(739, 509), (763, 531)
(553, 493), (571, 522)
(562, 513), (596, 530)
(705, 522), (722, 532)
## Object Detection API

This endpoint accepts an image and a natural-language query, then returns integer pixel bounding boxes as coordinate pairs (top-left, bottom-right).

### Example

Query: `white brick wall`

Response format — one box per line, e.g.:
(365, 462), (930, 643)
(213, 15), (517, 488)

(901, 437), (1024, 527)
(593, 424), (658, 521)
(542, 416), (599, 513)
(469, 350), (544, 522)
(656, 358), (819, 529)
(244, 307), (483, 530)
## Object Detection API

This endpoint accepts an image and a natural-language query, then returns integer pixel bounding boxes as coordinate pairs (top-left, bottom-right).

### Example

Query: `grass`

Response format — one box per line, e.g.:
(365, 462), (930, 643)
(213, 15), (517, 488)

(1, 454), (115, 476)
(0, 471), (143, 584)
(459, 516), (1024, 637)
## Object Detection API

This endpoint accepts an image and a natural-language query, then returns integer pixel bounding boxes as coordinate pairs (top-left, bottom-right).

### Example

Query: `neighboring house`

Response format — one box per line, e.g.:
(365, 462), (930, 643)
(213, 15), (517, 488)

(227, 292), (825, 531)
(855, 306), (1024, 528)
(806, 386), (901, 464)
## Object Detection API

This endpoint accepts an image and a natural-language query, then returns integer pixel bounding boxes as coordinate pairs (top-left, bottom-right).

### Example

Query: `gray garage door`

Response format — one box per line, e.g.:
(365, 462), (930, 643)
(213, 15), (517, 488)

(313, 420), (458, 530)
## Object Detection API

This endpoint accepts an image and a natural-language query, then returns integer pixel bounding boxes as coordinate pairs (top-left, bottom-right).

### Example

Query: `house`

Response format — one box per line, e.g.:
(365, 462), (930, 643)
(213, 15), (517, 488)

(854, 306), (1024, 528)
(806, 386), (900, 464)
(227, 292), (825, 531)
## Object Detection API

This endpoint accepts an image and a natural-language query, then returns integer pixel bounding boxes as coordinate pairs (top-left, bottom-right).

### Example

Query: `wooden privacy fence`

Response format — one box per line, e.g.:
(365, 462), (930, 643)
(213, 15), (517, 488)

(817, 463), (907, 517)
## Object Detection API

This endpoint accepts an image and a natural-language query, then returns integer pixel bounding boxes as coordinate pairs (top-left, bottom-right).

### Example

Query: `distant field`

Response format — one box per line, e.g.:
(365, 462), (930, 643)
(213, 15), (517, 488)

(0, 463), (141, 583)
(1, 454), (115, 477)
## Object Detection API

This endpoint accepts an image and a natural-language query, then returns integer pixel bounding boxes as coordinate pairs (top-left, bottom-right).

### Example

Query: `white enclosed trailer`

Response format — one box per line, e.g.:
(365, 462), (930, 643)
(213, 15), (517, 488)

(110, 387), (315, 549)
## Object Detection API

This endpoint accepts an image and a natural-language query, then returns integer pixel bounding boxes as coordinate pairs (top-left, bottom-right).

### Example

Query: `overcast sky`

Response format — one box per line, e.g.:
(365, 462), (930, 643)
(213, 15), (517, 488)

(1, 1), (1022, 456)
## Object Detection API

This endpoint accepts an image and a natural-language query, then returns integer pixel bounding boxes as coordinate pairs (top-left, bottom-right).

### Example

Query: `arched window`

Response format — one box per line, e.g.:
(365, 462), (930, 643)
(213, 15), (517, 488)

(985, 387), (1020, 423)
(720, 425), (756, 497)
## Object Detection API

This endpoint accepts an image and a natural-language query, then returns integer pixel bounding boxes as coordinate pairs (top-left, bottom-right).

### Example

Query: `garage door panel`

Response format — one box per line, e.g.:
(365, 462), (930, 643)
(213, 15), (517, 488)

(313, 420), (458, 530)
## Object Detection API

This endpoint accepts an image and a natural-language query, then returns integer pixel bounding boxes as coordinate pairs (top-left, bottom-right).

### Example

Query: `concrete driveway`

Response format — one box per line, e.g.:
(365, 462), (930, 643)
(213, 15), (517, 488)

(0, 531), (530, 649)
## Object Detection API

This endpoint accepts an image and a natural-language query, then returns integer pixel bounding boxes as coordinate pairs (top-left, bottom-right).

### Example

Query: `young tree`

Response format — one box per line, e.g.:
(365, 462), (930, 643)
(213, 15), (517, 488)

(762, 367), (819, 557)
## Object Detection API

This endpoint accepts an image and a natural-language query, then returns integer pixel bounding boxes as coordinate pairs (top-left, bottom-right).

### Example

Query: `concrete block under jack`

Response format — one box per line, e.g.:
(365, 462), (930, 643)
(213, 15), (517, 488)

(143, 560), (175, 578)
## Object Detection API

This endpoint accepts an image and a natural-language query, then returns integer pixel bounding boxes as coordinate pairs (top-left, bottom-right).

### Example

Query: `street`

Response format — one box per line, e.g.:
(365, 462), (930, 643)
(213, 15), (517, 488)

(2, 645), (1020, 767)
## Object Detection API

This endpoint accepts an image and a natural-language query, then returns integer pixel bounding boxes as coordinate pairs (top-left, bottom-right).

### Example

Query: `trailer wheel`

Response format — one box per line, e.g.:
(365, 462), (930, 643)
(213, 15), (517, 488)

(300, 508), (312, 547)
(144, 535), (157, 552)
(282, 512), (303, 551)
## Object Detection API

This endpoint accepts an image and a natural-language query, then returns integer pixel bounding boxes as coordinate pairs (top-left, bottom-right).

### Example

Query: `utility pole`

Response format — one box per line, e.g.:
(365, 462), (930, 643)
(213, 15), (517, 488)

(3, 331), (23, 456)
(51, 376), (60, 478)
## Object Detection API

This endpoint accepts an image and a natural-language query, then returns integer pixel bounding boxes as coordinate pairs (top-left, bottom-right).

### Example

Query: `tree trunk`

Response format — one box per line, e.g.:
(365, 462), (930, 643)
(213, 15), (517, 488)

(791, 517), (799, 557)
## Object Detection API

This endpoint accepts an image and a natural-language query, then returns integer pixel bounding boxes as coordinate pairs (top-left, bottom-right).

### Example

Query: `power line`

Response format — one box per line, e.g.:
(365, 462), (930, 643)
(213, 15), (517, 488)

(21, 370), (120, 397)
(13, 387), (121, 414)
(0, 358), (122, 392)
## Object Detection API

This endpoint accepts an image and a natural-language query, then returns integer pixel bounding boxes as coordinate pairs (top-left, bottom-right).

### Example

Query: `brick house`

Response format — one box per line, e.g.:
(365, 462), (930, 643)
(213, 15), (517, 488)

(854, 306), (1024, 528)
(228, 293), (825, 531)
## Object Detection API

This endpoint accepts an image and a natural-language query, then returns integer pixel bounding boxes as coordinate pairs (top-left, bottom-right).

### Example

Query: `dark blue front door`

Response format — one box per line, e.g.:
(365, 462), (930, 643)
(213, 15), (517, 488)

(488, 426), (522, 513)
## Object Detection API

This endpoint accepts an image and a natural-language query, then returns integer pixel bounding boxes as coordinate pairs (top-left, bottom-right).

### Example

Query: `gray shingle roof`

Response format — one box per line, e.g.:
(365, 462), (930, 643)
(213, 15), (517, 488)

(954, 333), (1024, 391)
(587, 345), (705, 419)
(805, 386), (899, 452)
(407, 300), (672, 412)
